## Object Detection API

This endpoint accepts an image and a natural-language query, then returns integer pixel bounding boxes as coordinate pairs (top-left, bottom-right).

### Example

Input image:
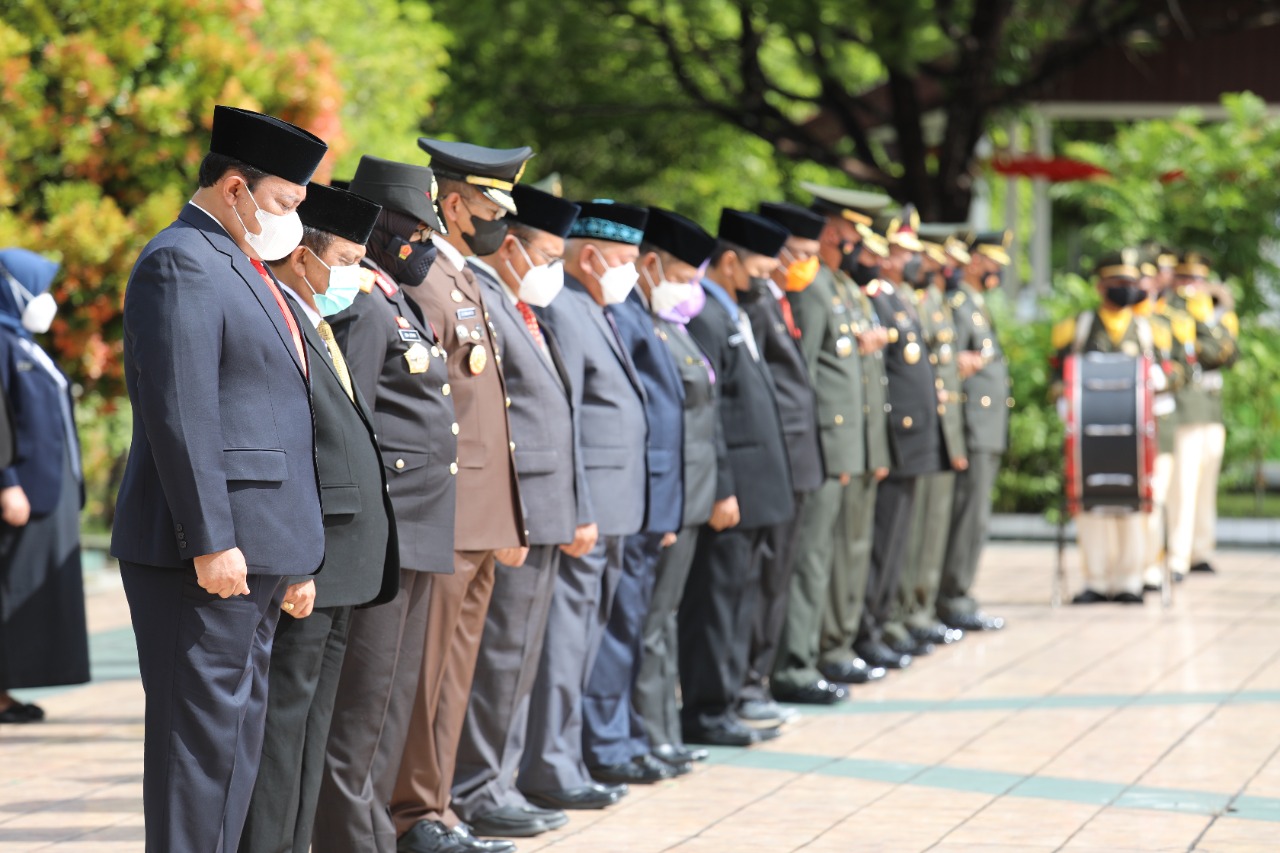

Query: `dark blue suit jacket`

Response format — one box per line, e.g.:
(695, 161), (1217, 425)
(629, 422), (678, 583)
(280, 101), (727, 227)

(111, 204), (324, 576)
(607, 290), (684, 534)
(0, 330), (82, 515)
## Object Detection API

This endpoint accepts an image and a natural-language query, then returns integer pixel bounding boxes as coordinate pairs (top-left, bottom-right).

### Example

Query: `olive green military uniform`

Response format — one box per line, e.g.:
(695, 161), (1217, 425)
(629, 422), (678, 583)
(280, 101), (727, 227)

(937, 281), (1011, 623)
(813, 270), (890, 675)
(886, 284), (966, 644)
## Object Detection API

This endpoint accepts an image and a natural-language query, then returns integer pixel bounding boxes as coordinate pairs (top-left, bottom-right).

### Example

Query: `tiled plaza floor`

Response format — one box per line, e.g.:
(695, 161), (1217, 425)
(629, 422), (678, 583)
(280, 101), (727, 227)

(2, 543), (1279, 852)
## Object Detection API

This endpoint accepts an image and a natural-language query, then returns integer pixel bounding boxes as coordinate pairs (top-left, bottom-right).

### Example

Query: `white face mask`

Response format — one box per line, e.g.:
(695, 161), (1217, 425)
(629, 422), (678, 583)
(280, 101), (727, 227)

(644, 263), (696, 315)
(594, 251), (638, 305)
(21, 292), (57, 334)
(233, 184), (304, 261)
(507, 240), (564, 307)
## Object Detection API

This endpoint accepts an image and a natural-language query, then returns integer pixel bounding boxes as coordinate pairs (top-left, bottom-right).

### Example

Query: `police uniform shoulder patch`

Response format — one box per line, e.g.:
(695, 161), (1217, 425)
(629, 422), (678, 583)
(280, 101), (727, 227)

(1051, 317), (1076, 351)
(372, 269), (398, 297)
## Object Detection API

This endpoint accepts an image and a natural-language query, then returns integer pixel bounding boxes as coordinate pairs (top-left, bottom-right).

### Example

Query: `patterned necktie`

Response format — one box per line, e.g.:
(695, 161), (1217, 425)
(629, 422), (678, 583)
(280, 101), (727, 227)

(316, 319), (354, 402)
(778, 293), (801, 339)
(249, 258), (307, 375)
(516, 300), (546, 350)
(736, 310), (761, 362)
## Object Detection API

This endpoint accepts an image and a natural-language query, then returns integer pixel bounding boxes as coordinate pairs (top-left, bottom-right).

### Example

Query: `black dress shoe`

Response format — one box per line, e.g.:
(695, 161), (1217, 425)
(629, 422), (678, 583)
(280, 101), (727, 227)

(398, 820), (469, 853)
(589, 754), (674, 785)
(0, 703), (42, 724)
(887, 635), (934, 657)
(754, 723), (783, 741)
(468, 805), (566, 838)
(683, 719), (759, 747)
(855, 641), (912, 670)
(820, 658), (885, 685)
(1071, 589), (1109, 605)
(945, 611), (1005, 631)
(1111, 591), (1145, 604)
(451, 824), (517, 853)
(774, 679), (847, 704)
(1190, 561), (1216, 574)
(524, 785), (619, 811)
(594, 781), (628, 798)
(738, 698), (799, 725)
(651, 743), (708, 766)
(911, 623), (960, 645)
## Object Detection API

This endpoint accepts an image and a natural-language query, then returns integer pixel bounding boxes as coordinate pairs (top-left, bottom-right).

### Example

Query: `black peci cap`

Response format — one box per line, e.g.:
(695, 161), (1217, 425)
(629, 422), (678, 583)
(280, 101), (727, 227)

(348, 155), (445, 234)
(209, 105), (328, 186)
(297, 183), (382, 247)
(568, 200), (649, 245)
(417, 138), (535, 214)
(511, 184), (581, 239)
(718, 209), (789, 258)
(643, 208), (716, 268)
(758, 202), (825, 241)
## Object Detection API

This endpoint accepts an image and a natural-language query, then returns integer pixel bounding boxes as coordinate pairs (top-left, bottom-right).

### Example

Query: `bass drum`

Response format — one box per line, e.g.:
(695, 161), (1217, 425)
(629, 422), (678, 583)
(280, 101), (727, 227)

(1063, 352), (1155, 514)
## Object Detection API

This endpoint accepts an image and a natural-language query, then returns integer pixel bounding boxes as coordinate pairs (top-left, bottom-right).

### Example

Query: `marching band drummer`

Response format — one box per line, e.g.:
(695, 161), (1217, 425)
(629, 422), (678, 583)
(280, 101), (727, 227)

(1051, 249), (1182, 605)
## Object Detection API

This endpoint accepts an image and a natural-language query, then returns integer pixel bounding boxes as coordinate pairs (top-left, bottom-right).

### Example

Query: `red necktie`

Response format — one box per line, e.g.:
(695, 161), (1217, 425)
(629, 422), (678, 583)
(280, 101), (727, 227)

(516, 300), (546, 350)
(250, 258), (307, 375)
(778, 294), (801, 339)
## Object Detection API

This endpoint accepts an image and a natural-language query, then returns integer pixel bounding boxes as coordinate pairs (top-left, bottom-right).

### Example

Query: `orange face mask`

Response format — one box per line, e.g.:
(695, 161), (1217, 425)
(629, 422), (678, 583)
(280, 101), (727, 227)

(785, 255), (820, 292)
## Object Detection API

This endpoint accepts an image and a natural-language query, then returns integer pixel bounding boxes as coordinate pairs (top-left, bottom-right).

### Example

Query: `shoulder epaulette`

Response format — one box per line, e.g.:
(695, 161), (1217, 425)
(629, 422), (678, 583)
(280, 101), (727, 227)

(1151, 320), (1173, 353)
(373, 269), (399, 297)
(1170, 313), (1196, 345)
(1222, 310), (1240, 338)
(1051, 317), (1077, 351)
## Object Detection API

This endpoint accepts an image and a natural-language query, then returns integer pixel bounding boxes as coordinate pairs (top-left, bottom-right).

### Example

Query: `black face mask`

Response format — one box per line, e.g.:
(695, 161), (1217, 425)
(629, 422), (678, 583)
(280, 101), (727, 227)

(462, 214), (509, 257)
(739, 276), (770, 303)
(1105, 284), (1147, 307)
(851, 261), (880, 287)
(902, 256), (924, 288)
(838, 241), (861, 277)
(945, 268), (964, 291)
(388, 236), (438, 286)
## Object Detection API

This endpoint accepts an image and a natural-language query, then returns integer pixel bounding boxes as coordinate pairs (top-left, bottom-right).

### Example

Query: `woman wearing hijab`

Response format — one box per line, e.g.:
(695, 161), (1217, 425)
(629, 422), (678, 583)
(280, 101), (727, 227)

(0, 248), (89, 723)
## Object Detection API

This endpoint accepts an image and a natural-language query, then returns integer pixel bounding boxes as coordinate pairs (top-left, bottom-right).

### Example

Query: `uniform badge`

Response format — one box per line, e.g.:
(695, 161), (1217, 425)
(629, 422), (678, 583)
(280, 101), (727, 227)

(470, 327), (483, 342)
(457, 307), (477, 320)
(399, 329), (422, 342)
(903, 341), (922, 365)
(469, 344), (488, 375)
(455, 323), (470, 344)
(887, 327), (900, 343)
(938, 344), (953, 364)
(395, 316), (411, 330)
(835, 336), (854, 358)
(451, 289), (464, 303)
(356, 267), (377, 294)
(404, 342), (431, 374)
(398, 243), (413, 260)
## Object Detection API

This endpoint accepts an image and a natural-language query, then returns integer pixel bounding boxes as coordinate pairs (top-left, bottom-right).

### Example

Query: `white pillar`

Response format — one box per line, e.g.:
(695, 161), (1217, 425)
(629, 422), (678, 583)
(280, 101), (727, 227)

(1004, 118), (1023, 298)
(1031, 111), (1053, 313)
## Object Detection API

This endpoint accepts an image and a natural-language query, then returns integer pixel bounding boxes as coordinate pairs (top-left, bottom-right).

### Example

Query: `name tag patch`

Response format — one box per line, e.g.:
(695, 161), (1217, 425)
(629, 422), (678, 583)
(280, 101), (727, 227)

(456, 307), (478, 320)
(398, 329), (422, 342)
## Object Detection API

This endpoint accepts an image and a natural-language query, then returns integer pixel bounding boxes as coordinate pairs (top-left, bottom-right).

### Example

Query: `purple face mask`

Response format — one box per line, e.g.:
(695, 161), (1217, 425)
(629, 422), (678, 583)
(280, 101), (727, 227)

(657, 260), (710, 325)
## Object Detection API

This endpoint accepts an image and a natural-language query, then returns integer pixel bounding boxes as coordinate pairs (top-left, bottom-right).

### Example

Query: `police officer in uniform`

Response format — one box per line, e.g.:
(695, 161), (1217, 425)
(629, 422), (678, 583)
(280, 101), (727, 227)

(114, 106), (329, 853)
(518, 201), (649, 811)
(629, 209), (719, 769)
(879, 219), (967, 656)
(734, 202), (826, 723)
(243, 183), (398, 853)
(314, 155), (458, 853)
(856, 219), (947, 669)
(681, 210), (794, 746)
(452, 185), (584, 839)
(936, 231), (1013, 633)
(1163, 251), (1238, 578)
(1051, 249), (1180, 603)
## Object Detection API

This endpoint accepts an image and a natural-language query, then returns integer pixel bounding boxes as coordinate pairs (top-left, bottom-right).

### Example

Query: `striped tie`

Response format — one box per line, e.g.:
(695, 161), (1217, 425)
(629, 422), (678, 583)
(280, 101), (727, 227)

(317, 320), (355, 402)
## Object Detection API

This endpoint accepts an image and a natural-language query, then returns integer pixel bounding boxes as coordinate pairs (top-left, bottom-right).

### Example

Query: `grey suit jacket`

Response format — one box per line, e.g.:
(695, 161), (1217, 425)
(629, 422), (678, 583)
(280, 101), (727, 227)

(473, 263), (585, 546)
(537, 275), (647, 537)
(656, 318), (718, 528)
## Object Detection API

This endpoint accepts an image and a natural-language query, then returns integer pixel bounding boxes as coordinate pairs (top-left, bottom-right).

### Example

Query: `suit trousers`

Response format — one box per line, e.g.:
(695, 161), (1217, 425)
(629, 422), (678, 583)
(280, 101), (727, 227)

(582, 531), (664, 767)
(1143, 452), (1175, 587)
(519, 536), (625, 794)
(392, 550), (497, 833)
(1077, 512), (1145, 596)
(895, 471), (957, 636)
(859, 476), (917, 646)
(815, 474), (877, 672)
(314, 569), (431, 853)
(1167, 423), (1225, 574)
(120, 562), (286, 853)
(678, 525), (768, 732)
(741, 491), (808, 704)
(630, 523), (701, 752)
(938, 450), (1000, 621)
(452, 546), (560, 820)
(241, 604), (352, 853)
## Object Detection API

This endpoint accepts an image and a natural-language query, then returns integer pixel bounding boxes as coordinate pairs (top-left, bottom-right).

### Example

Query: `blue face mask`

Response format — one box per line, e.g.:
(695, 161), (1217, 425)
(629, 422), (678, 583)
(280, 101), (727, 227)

(305, 248), (365, 317)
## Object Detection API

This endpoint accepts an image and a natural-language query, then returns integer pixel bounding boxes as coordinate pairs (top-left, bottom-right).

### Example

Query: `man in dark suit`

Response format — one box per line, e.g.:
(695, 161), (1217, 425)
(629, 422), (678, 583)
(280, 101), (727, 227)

(451, 185), (585, 840)
(580, 207), (690, 786)
(627, 209), (718, 771)
(738, 202), (829, 722)
(240, 183), (398, 853)
(519, 201), (649, 811)
(313, 156), (458, 853)
(681, 210), (795, 747)
(391, 140), (532, 853)
(112, 106), (328, 852)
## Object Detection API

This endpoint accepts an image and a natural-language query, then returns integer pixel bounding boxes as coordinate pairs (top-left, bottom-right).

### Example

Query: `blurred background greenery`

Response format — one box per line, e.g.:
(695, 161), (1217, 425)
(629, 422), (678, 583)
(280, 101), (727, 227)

(1, 0), (1277, 531)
